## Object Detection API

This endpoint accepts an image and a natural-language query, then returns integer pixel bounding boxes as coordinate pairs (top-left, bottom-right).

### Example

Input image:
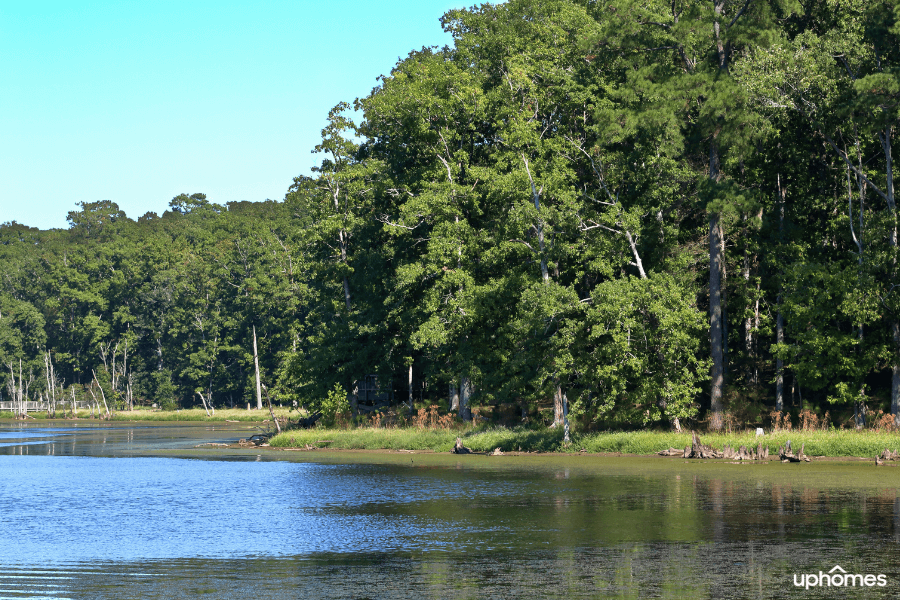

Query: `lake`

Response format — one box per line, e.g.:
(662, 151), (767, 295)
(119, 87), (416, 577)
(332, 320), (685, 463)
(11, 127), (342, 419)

(0, 421), (898, 599)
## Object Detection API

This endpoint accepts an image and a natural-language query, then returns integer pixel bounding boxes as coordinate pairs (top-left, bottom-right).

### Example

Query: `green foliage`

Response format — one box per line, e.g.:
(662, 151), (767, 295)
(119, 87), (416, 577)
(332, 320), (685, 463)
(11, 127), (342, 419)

(317, 383), (348, 426)
(1, 0), (899, 429)
(151, 370), (179, 411)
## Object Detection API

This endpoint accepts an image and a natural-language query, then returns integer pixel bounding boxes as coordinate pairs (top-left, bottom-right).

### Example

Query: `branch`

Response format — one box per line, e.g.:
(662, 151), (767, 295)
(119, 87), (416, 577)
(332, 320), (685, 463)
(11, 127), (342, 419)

(727, 0), (751, 28)
(509, 238), (536, 253)
(437, 154), (454, 187)
(637, 20), (672, 29)
(625, 229), (647, 279)
(564, 136), (617, 204)
(521, 154), (544, 209)
(377, 215), (420, 230)
(823, 135), (891, 206)
(580, 220), (622, 234)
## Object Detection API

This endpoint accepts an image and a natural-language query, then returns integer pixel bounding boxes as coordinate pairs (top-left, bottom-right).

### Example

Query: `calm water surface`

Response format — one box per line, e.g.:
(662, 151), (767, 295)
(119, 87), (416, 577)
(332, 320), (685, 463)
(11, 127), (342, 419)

(1, 422), (899, 599)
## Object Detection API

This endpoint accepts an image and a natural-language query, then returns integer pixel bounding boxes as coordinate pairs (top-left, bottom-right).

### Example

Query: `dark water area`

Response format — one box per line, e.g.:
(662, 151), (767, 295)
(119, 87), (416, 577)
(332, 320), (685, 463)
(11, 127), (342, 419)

(1, 423), (899, 598)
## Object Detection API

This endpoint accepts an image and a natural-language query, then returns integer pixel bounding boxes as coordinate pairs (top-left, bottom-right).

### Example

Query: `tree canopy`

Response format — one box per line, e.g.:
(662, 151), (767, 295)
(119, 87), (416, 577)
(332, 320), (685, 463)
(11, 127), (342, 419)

(2, 0), (898, 430)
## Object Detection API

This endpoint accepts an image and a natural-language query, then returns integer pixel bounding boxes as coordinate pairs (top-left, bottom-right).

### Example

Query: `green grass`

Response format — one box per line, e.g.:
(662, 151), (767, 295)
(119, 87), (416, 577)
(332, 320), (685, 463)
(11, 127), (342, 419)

(269, 426), (900, 458)
(0, 407), (295, 423)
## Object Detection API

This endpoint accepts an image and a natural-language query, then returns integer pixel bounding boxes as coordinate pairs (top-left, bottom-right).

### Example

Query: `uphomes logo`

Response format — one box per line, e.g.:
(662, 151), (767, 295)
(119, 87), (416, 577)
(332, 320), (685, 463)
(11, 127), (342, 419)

(793, 565), (887, 589)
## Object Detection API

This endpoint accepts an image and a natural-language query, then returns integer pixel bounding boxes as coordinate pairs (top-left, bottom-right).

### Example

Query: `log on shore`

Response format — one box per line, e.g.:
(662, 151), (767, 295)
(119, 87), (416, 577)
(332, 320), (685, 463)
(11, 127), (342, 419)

(657, 447), (684, 456)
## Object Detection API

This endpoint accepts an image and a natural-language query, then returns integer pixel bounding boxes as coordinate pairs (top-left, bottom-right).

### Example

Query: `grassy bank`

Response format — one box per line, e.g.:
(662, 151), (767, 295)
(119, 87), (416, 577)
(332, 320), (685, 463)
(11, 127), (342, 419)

(0, 407), (294, 423)
(269, 426), (900, 458)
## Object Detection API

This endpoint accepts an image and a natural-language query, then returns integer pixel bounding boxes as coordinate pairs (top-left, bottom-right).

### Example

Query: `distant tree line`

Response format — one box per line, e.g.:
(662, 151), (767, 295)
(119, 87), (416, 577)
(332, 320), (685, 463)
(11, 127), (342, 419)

(1, 0), (898, 430)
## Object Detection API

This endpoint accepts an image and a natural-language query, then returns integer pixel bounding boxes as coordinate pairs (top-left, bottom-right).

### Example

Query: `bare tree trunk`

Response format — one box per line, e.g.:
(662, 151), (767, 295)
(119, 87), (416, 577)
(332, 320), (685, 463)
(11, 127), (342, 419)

(459, 376), (472, 421)
(262, 385), (281, 434)
(253, 325), (262, 411)
(196, 391), (212, 417)
(92, 370), (110, 417)
(775, 174), (786, 413)
(709, 207), (725, 431)
(523, 155), (550, 284)
(553, 384), (564, 427)
(18, 359), (24, 419)
(708, 1), (727, 431)
(880, 128), (900, 427)
(87, 386), (97, 418)
(408, 364), (414, 413)
(743, 209), (762, 387)
(449, 380), (459, 412)
(44, 352), (53, 417)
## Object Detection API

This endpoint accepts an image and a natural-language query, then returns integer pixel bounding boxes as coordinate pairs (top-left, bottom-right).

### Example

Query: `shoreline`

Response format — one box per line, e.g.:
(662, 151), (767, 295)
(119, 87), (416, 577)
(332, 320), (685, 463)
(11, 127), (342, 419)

(4, 416), (899, 461)
(0, 407), (293, 423)
(264, 426), (900, 461)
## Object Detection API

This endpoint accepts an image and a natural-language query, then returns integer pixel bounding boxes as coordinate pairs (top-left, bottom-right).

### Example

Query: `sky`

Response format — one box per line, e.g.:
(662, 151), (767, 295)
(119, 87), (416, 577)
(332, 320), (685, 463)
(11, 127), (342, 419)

(0, 1), (468, 230)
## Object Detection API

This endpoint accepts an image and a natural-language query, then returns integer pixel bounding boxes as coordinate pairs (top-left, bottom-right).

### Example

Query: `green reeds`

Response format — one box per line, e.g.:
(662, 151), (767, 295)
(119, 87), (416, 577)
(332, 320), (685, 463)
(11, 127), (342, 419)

(270, 426), (900, 458)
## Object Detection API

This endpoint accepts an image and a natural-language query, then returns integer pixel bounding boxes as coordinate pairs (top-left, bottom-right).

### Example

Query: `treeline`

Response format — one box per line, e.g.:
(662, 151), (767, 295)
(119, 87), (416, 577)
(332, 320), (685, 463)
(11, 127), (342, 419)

(1, 0), (898, 430)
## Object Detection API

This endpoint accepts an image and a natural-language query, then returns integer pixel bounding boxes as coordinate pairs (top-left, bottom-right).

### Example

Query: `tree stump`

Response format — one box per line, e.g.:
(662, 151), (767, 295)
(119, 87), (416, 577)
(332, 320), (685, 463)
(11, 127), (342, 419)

(779, 440), (810, 462)
(684, 432), (723, 459)
(452, 437), (471, 454)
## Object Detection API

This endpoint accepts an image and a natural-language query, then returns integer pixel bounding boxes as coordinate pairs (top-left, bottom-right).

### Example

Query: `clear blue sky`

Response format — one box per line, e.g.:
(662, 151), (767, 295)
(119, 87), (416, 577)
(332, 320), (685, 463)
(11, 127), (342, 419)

(0, 1), (468, 230)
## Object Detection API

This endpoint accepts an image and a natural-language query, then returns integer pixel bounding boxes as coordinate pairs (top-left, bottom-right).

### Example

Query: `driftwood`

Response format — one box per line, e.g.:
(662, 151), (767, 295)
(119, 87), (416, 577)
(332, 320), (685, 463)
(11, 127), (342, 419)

(658, 447), (684, 456)
(778, 440), (810, 462)
(491, 447), (504, 456)
(452, 437), (471, 454)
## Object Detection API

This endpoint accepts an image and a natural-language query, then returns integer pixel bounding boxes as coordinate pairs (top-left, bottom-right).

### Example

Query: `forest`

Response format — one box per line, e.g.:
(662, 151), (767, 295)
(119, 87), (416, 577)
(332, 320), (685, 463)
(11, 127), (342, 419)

(0, 0), (897, 432)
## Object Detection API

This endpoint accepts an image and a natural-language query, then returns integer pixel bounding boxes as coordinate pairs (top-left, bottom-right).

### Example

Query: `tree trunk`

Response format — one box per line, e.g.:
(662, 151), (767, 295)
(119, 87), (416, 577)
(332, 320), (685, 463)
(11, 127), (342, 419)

(553, 383), (564, 427)
(449, 380), (459, 412)
(775, 173), (786, 413)
(263, 385), (281, 434)
(459, 376), (472, 421)
(92, 370), (110, 417)
(708, 2), (728, 431)
(197, 391), (211, 417)
(253, 325), (262, 411)
(881, 128), (899, 427)
(709, 208), (725, 431)
(408, 364), (414, 413)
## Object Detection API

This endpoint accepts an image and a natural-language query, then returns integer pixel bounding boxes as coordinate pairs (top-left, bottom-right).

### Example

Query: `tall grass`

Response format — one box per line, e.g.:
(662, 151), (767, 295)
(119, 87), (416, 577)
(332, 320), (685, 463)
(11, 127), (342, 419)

(270, 426), (900, 458)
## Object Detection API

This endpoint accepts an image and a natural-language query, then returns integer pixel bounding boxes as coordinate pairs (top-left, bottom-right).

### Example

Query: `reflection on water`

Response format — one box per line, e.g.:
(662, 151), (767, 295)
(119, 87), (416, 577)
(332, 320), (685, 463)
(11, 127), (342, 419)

(1, 423), (899, 599)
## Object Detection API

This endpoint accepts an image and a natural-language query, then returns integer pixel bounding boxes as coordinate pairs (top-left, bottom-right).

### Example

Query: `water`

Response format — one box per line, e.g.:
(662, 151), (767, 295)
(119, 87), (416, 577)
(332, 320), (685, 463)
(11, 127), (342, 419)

(1, 422), (899, 598)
